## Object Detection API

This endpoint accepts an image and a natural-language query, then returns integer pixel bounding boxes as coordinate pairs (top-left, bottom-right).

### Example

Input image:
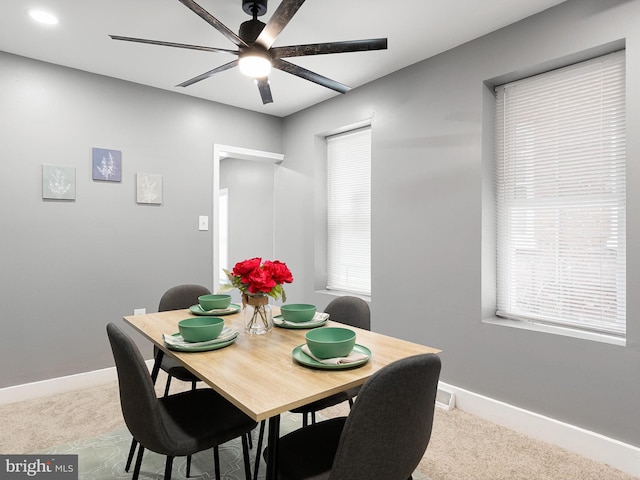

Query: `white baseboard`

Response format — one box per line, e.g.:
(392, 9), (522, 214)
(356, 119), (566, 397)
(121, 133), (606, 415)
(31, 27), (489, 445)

(1, 371), (638, 477)
(439, 381), (640, 478)
(0, 361), (154, 406)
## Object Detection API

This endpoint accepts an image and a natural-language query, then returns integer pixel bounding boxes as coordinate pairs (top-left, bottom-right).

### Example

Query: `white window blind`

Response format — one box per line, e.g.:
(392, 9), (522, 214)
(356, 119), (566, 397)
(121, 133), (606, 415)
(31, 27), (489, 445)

(495, 50), (626, 336)
(327, 127), (371, 295)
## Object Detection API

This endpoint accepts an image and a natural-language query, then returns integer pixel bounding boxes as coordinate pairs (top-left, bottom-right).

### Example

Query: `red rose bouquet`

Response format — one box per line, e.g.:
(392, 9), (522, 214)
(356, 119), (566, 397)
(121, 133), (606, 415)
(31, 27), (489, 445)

(223, 257), (293, 302)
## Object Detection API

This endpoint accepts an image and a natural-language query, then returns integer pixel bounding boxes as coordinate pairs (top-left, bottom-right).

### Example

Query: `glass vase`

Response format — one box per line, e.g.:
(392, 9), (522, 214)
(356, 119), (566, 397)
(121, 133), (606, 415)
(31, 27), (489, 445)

(243, 293), (273, 335)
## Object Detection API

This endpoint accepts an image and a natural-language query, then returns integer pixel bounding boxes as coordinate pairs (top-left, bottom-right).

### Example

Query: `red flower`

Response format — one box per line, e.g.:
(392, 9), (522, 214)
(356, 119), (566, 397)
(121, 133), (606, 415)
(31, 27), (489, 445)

(224, 258), (293, 301)
(232, 257), (262, 279)
(264, 260), (293, 284)
(246, 267), (277, 293)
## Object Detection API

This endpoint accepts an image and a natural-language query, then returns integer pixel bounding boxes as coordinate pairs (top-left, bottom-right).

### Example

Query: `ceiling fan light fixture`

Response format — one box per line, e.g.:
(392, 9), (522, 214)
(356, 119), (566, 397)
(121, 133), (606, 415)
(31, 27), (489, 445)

(238, 53), (272, 78)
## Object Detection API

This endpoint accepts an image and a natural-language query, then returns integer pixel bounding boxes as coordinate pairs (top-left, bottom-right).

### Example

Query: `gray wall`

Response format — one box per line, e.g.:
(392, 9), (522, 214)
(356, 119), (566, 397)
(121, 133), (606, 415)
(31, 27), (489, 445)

(220, 157), (276, 303)
(0, 51), (282, 386)
(279, 0), (640, 447)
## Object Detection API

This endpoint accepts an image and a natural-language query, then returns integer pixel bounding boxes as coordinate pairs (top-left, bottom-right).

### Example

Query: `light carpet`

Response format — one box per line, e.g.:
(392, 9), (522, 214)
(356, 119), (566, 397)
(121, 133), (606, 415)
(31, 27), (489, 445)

(0, 373), (636, 480)
(37, 413), (423, 480)
(38, 415), (384, 480)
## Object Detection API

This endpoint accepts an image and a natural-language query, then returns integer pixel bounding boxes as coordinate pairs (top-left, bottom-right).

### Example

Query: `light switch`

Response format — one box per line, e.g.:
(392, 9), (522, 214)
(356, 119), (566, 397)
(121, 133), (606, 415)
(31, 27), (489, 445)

(199, 215), (209, 231)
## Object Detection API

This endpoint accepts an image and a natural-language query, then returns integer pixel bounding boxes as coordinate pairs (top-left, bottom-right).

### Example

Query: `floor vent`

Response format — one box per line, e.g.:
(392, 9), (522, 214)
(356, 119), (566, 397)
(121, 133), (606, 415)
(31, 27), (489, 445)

(435, 387), (456, 411)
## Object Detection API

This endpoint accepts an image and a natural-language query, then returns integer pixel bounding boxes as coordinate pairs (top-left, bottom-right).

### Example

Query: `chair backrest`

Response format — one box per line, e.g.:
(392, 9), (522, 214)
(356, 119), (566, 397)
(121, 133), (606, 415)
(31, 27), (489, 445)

(324, 296), (371, 330)
(158, 284), (211, 312)
(106, 323), (173, 453)
(329, 353), (441, 480)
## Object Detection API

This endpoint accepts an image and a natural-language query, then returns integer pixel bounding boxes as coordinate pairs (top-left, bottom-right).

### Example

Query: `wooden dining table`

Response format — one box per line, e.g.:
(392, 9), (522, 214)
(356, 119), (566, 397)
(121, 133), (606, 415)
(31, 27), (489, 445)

(123, 306), (441, 480)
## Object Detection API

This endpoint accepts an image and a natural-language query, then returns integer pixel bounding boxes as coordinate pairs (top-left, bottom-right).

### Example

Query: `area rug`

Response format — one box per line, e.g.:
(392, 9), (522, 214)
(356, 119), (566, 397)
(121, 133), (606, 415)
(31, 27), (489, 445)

(37, 412), (427, 479)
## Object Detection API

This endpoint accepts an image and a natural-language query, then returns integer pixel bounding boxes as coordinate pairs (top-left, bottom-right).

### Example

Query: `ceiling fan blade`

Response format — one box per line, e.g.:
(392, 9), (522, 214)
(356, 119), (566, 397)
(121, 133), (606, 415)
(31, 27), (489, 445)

(256, 78), (273, 104)
(255, 0), (306, 50)
(109, 35), (238, 55)
(273, 59), (350, 94)
(272, 38), (387, 59)
(177, 59), (239, 87)
(179, 0), (249, 48)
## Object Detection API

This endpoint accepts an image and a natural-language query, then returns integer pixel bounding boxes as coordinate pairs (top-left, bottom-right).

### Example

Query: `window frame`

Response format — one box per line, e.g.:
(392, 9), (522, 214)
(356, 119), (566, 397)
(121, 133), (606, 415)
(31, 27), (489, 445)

(492, 50), (627, 340)
(325, 126), (372, 297)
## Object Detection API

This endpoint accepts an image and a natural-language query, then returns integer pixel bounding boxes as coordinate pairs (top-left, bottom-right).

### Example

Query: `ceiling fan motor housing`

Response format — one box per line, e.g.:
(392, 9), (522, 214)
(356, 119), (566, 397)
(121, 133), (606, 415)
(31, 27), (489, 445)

(242, 0), (267, 17)
(239, 18), (267, 44)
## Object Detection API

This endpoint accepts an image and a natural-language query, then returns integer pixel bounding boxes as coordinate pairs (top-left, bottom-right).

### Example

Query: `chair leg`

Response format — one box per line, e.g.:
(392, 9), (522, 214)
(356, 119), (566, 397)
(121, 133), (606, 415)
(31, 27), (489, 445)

(348, 398), (355, 408)
(302, 412), (309, 427)
(186, 455), (192, 478)
(191, 380), (197, 390)
(242, 431), (252, 480)
(125, 438), (137, 472)
(150, 350), (164, 384)
(213, 446), (221, 480)
(311, 411), (316, 424)
(253, 420), (266, 480)
(247, 430), (253, 450)
(132, 444), (145, 480)
(164, 376), (172, 397)
(164, 456), (174, 480)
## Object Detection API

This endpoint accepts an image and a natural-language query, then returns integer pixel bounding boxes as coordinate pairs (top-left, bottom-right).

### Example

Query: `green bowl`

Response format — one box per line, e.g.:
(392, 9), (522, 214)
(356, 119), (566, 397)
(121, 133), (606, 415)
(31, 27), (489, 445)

(305, 327), (356, 359)
(198, 294), (231, 311)
(178, 316), (224, 342)
(280, 303), (317, 323)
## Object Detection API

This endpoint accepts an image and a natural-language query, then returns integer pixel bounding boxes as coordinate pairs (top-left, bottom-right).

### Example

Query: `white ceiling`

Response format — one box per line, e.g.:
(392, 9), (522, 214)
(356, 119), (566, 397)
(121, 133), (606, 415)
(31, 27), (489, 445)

(0, 0), (567, 117)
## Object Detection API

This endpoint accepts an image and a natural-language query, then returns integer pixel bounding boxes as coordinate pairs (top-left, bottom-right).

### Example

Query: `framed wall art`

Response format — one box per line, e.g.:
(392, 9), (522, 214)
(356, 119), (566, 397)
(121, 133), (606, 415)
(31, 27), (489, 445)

(136, 173), (163, 204)
(92, 147), (122, 182)
(42, 165), (76, 200)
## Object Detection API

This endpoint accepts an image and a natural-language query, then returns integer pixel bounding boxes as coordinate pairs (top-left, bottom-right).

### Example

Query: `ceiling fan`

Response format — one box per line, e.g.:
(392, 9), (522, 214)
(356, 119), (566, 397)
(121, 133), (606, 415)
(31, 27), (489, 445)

(110, 0), (387, 105)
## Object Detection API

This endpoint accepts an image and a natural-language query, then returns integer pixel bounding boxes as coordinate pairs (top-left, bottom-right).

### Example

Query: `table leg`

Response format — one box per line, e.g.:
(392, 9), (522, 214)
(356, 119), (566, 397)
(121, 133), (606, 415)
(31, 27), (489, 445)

(265, 414), (280, 480)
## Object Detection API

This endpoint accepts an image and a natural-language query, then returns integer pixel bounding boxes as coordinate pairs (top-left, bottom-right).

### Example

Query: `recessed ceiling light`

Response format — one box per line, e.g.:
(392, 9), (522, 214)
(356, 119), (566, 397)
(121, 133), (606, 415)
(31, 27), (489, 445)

(29, 9), (59, 25)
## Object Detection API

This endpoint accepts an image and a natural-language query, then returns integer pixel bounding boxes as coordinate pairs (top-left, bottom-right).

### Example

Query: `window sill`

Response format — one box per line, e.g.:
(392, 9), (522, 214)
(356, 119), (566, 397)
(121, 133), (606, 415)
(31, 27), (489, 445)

(483, 316), (626, 347)
(315, 289), (371, 303)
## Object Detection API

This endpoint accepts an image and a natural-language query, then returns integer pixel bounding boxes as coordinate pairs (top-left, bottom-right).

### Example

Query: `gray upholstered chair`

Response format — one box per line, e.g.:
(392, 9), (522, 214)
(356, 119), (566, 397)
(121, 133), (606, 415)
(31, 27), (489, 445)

(107, 322), (257, 480)
(291, 296), (371, 425)
(157, 284), (212, 396)
(125, 284), (212, 473)
(251, 297), (371, 480)
(269, 353), (441, 480)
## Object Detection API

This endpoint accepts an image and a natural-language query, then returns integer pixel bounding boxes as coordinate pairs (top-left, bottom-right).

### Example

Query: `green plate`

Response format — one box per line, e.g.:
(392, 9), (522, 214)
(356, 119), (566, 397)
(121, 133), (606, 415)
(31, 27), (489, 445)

(292, 344), (371, 370)
(165, 332), (238, 352)
(273, 315), (328, 329)
(189, 303), (241, 316)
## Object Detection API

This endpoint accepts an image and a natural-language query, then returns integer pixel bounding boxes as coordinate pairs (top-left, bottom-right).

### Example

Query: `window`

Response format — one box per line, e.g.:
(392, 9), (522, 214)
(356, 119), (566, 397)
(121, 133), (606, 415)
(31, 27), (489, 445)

(326, 127), (371, 296)
(495, 51), (626, 337)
